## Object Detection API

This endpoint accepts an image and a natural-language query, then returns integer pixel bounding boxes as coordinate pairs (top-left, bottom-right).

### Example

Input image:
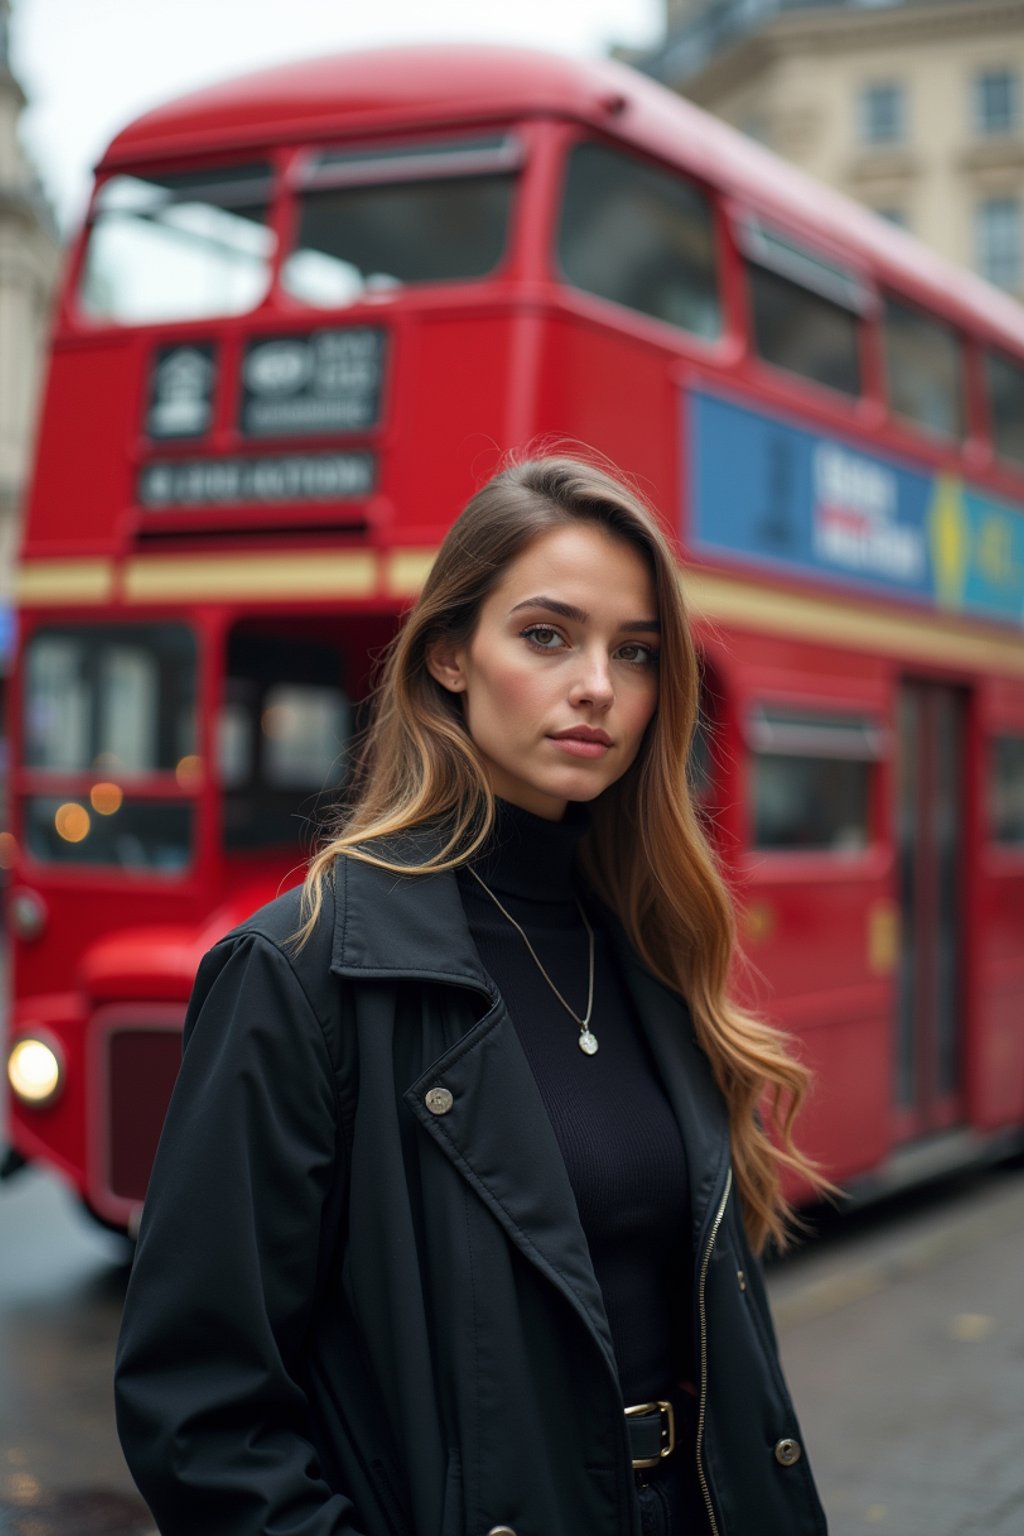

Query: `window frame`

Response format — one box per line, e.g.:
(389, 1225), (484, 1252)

(552, 133), (725, 346)
(16, 620), (202, 880)
(744, 701), (886, 857)
(984, 346), (1024, 470)
(76, 161), (277, 327)
(881, 292), (966, 443)
(858, 80), (907, 147)
(279, 130), (524, 308)
(736, 213), (869, 401)
(973, 68), (1019, 138)
(974, 197), (1023, 291)
(990, 733), (1024, 847)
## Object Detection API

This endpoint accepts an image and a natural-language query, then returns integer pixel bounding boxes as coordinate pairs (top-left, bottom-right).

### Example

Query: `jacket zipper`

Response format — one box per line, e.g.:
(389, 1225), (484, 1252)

(695, 1165), (732, 1536)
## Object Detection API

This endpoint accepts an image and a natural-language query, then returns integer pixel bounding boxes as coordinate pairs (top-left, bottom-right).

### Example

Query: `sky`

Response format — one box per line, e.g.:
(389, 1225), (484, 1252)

(9, 0), (664, 234)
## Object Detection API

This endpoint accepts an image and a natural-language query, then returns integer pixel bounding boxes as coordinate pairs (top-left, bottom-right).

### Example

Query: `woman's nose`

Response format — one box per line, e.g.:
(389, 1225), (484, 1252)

(569, 652), (614, 707)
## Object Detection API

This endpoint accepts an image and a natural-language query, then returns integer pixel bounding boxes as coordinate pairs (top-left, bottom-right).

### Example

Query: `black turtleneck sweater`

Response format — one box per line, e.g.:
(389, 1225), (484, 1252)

(455, 799), (694, 1403)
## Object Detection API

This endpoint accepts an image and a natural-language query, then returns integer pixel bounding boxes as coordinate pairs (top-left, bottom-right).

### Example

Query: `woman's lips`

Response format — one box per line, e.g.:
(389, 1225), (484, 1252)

(547, 736), (611, 758)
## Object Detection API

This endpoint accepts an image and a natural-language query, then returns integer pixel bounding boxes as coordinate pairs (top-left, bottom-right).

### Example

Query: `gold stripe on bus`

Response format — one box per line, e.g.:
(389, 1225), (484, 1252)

(682, 567), (1024, 676)
(386, 550), (438, 597)
(123, 551), (377, 602)
(15, 560), (115, 605)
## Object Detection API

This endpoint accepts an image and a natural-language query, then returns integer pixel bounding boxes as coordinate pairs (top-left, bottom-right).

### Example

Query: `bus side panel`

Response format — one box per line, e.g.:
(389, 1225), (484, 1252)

(24, 337), (144, 554)
(529, 310), (681, 534)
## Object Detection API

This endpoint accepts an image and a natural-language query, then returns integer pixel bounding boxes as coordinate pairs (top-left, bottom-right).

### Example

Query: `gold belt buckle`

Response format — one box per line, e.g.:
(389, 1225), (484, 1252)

(625, 1399), (677, 1469)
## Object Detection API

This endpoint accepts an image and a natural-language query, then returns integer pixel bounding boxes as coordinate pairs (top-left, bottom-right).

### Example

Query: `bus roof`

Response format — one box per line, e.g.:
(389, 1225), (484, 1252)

(100, 43), (1024, 351)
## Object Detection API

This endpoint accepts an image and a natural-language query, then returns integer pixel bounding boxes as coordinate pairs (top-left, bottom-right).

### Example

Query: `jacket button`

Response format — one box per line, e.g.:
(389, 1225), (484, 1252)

(774, 1437), (802, 1467)
(425, 1086), (454, 1115)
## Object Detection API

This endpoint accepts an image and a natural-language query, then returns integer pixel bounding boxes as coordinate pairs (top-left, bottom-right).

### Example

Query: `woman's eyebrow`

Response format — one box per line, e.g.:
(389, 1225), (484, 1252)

(509, 595), (660, 631)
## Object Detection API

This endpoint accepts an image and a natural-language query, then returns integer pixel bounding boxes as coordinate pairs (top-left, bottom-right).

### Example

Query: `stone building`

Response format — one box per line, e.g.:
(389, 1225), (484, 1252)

(0, 0), (60, 678)
(635, 0), (1024, 302)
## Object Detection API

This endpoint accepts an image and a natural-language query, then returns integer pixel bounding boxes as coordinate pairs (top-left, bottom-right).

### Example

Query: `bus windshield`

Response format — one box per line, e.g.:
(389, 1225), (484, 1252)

(79, 163), (275, 324)
(281, 133), (521, 307)
(22, 623), (198, 874)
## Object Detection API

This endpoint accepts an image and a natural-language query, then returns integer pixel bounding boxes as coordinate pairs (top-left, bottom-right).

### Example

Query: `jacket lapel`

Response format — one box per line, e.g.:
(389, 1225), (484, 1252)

(330, 833), (621, 1382)
(405, 996), (622, 1383)
(330, 829), (733, 1373)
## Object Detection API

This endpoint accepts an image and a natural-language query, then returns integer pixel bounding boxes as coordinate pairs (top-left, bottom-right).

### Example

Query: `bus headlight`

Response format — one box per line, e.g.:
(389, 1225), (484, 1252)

(7, 1036), (64, 1106)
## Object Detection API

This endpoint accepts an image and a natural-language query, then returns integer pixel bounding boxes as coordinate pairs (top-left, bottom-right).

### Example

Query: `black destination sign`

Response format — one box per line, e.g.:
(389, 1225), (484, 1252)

(138, 451), (376, 509)
(240, 328), (385, 438)
(146, 343), (217, 440)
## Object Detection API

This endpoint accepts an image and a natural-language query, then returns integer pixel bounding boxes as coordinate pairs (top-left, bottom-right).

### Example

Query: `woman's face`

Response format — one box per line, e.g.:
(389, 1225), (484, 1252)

(427, 522), (660, 820)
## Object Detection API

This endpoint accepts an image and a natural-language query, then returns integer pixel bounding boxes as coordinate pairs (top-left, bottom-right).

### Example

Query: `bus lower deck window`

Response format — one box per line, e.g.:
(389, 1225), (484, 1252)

(991, 735), (1024, 844)
(747, 707), (881, 852)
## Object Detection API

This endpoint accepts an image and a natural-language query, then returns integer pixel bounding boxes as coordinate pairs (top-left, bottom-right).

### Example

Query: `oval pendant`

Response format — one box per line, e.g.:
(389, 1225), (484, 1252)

(578, 1030), (599, 1056)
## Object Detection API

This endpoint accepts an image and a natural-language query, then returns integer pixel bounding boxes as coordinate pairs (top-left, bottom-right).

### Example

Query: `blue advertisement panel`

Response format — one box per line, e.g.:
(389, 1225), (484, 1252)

(686, 388), (1024, 629)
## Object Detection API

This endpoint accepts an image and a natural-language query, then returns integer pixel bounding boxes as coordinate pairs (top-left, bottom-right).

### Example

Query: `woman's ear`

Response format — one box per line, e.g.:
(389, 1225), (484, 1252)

(425, 637), (468, 693)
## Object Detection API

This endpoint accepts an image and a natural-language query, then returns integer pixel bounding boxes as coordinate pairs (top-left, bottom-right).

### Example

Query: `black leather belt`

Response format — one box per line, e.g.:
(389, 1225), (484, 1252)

(625, 1400), (677, 1469)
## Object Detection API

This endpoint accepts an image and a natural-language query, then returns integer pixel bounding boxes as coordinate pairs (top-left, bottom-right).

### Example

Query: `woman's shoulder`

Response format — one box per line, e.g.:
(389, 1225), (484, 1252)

(209, 876), (339, 1017)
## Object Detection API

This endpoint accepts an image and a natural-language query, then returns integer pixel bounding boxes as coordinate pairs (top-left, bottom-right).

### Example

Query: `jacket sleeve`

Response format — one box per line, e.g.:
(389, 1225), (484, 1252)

(114, 931), (364, 1536)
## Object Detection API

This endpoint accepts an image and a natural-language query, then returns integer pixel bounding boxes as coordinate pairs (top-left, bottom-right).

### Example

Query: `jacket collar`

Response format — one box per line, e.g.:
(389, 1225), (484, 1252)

(331, 819), (732, 1238)
(330, 822), (496, 998)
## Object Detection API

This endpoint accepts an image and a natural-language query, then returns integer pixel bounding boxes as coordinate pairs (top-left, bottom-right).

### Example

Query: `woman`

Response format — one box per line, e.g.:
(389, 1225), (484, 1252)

(115, 455), (829, 1536)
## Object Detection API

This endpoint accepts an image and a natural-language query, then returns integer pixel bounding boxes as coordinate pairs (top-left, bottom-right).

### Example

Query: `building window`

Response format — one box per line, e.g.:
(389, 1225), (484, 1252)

(974, 69), (1019, 137)
(859, 82), (906, 146)
(975, 198), (1022, 290)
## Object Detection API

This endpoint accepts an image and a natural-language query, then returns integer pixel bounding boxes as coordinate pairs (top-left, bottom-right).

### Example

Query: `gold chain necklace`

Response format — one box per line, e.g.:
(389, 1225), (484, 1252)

(467, 866), (599, 1056)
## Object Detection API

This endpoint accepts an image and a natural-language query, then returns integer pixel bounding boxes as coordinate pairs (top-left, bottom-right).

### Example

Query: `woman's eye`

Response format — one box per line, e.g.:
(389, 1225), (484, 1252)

(522, 626), (564, 650)
(618, 643), (659, 666)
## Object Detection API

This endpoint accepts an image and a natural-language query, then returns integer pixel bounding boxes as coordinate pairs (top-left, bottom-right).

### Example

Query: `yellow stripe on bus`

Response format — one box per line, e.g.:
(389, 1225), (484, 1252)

(122, 551), (377, 602)
(15, 560), (115, 604)
(683, 567), (1024, 676)
(386, 550), (438, 597)
(14, 550), (1024, 677)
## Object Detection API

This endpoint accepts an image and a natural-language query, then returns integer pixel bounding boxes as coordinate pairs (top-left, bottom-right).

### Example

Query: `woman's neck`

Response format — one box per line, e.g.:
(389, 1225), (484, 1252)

(466, 797), (590, 901)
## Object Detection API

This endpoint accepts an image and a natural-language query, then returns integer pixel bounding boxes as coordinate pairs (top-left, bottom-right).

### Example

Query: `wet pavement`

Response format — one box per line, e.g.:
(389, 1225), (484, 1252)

(0, 1167), (152, 1536)
(1, 1149), (1023, 1534)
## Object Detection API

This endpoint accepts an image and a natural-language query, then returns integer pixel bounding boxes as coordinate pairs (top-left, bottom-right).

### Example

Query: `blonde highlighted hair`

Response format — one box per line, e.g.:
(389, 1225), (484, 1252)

(299, 453), (825, 1252)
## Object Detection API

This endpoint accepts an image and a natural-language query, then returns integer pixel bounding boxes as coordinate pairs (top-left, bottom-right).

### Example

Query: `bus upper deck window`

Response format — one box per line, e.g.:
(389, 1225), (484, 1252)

(556, 141), (721, 340)
(79, 164), (275, 324)
(985, 348), (1024, 469)
(883, 297), (964, 439)
(742, 218), (865, 397)
(281, 134), (521, 307)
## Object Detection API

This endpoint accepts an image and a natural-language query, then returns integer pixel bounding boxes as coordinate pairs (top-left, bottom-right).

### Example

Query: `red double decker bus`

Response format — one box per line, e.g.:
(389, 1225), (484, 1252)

(4, 44), (1024, 1233)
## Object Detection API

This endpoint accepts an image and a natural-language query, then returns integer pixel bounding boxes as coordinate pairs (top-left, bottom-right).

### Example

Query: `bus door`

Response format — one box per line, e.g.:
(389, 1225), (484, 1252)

(893, 678), (967, 1141)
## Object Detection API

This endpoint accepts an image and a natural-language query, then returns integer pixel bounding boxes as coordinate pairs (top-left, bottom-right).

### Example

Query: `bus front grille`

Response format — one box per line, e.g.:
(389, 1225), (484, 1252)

(106, 1026), (183, 1206)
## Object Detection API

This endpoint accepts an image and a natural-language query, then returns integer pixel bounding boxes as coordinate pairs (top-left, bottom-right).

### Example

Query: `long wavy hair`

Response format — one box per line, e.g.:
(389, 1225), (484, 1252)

(298, 453), (825, 1251)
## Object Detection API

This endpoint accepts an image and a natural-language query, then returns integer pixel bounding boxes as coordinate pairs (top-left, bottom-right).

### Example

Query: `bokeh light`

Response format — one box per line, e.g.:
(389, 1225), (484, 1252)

(54, 803), (90, 843)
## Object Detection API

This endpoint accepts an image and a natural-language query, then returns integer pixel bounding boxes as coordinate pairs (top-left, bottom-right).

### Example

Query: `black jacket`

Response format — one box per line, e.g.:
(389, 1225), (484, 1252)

(115, 827), (828, 1536)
